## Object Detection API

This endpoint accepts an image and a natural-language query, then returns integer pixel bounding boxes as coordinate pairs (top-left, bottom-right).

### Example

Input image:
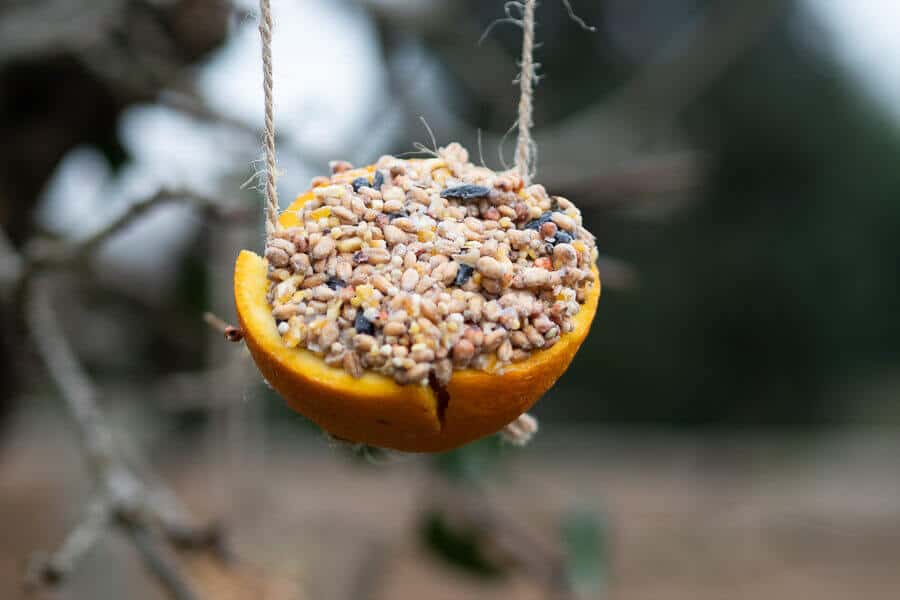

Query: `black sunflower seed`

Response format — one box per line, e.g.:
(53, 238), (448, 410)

(354, 313), (375, 335)
(325, 277), (347, 290)
(523, 211), (556, 231)
(351, 177), (369, 193)
(553, 231), (573, 245)
(372, 170), (385, 190)
(440, 184), (491, 201)
(453, 263), (474, 287)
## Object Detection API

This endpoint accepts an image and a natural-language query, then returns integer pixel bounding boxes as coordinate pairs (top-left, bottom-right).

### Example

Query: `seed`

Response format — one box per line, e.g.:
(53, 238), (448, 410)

(483, 328), (507, 351)
(337, 237), (363, 253)
(325, 277), (346, 290)
(433, 261), (458, 286)
(553, 230), (573, 245)
(301, 273), (327, 289)
(476, 256), (508, 280)
(365, 248), (391, 264)
(401, 268), (419, 291)
(383, 321), (406, 337)
(452, 339), (475, 364)
(540, 221), (558, 239)
(481, 277), (503, 295)
(312, 236), (336, 259)
(272, 304), (301, 320)
(518, 267), (550, 288)
(343, 351), (363, 378)
(411, 344), (435, 363)
(332, 205), (358, 224)
(265, 246), (290, 267)
(405, 363), (430, 383)
(551, 212), (575, 231)
(523, 211), (555, 231)
(525, 325), (545, 348)
(383, 224), (407, 245)
(320, 321), (340, 347)
(440, 184), (491, 200)
(373, 170), (385, 190)
(483, 207), (500, 220)
(510, 330), (530, 349)
(553, 243), (578, 268)
(354, 314), (376, 335)
(330, 160), (353, 173)
(453, 263), (474, 286)
(497, 339), (513, 362)
(434, 359), (452, 385)
(511, 349), (530, 362)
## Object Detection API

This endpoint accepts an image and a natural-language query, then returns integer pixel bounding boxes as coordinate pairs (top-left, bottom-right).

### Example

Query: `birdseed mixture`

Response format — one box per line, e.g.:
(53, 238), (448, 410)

(263, 144), (598, 387)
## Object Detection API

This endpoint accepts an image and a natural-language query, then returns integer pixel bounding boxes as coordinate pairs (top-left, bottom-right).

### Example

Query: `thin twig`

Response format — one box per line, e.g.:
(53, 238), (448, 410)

(126, 525), (200, 600)
(203, 312), (245, 342)
(25, 497), (112, 589)
(21, 187), (249, 278)
(24, 277), (206, 599)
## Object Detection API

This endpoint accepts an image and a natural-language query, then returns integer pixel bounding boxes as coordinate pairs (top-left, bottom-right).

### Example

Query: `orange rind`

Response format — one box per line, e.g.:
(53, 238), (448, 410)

(233, 167), (600, 452)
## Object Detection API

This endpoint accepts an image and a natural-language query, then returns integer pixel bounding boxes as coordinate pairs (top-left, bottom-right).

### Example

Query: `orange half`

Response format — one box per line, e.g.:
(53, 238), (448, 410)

(233, 173), (600, 452)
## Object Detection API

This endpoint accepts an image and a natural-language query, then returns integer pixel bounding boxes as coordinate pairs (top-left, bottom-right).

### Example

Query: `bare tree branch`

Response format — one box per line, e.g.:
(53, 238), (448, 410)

(22, 275), (217, 598)
(25, 497), (112, 589)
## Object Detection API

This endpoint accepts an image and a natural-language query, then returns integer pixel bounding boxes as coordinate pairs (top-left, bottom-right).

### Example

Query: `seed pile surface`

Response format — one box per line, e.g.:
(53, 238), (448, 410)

(264, 144), (597, 386)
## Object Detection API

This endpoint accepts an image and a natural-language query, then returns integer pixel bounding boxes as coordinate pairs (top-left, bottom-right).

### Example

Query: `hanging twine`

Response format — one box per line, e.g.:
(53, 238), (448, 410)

(514, 0), (537, 185)
(258, 0), (279, 238)
(253, 0), (549, 449)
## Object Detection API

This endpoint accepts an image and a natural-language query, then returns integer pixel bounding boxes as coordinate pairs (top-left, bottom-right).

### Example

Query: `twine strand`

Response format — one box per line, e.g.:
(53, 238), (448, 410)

(258, 0), (279, 238)
(515, 0), (537, 185)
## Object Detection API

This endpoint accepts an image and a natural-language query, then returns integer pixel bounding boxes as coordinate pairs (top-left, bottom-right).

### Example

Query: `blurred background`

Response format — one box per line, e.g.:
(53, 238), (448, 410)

(2, 0), (900, 598)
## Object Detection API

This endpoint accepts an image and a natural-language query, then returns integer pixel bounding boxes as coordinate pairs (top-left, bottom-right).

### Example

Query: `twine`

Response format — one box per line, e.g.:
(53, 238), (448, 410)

(258, 0), (279, 238)
(515, 0), (537, 185)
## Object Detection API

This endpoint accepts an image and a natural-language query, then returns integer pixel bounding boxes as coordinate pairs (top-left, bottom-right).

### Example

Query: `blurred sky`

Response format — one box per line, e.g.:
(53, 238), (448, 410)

(35, 0), (900, 298)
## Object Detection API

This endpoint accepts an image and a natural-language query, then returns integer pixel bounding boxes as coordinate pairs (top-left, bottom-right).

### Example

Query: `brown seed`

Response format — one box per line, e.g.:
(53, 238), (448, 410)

(383, 224), (407, 245)
(551, 212), (576, 231)
(452, 339), (475, 365)
(354, 334), (377, 352)
(383, 321), (406, 337)
(432, 261), (459, 286)
(540, 221), (558, 239)
(320, 321), (340, 347)
(483, 328), (507, 351)
(312, 236), (336, 259)
(476, 256), (508, 279)
(290, 253), (311, 273)
(525, 325), (545, 348)
(301, 273), (327, 289)
(265, 246), (290, 268)
(405, 363), (430, 383)
(552, 243), (578, 268)
(365, 247), (391, 264)
(434, 358), (453, 386)
(510, 330), (530, 349)
(343, 351), (363, 378)
(332, 205), (358, 224)
(497, 339), (513, 362)
(272, 304), (301, 320)
(401, 268), (419, 291)
(330, 160), (353, 173)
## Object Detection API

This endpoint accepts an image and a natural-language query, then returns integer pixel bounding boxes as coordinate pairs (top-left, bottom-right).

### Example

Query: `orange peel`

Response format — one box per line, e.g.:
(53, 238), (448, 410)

(233, 168), (600, 453)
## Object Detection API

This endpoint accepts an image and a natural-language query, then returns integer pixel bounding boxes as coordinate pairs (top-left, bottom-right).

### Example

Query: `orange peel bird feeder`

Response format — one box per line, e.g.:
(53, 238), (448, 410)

(234, 0), (600, 452)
